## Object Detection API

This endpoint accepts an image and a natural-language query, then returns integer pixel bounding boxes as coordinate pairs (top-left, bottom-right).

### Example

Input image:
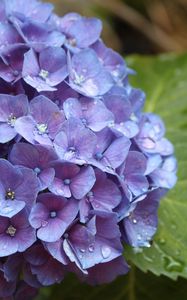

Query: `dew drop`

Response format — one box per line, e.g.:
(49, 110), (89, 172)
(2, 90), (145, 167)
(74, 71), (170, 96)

(163, 256), (184, 273)
(64, 233), (69, 239)
(88, 245), (94, 252)
(34, 167), (41, 174)
(79, 248), (85, 253)
(132, 219), (137, 224)
(101, 246), (111, 259)
(94, 203), (100, 209)
(142, 254), (154, 263)
(158, 238), (166, 245)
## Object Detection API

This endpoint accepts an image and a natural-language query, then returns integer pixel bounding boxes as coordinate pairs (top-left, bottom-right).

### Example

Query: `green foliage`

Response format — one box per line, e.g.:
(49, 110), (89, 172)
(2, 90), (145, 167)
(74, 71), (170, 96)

(37, 53), (187, 299)
(125, 53), (187, 280)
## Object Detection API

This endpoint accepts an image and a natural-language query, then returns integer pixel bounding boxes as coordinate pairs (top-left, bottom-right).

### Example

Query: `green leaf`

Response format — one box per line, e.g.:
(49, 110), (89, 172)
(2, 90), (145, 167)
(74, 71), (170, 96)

(125, 53), (187, 279)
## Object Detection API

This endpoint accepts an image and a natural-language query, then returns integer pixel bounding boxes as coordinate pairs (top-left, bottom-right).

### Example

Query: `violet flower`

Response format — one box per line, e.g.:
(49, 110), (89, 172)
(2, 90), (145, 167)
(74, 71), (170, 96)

(54, 118), (97, 164)
(68, 49), (114, 97)
(0, 159), (39, 218)
(0, 94), (29, 143)
(9, 143), (58, 191)
(60, 13), (102, 52)
(0, 209), (36, 257)
(29, 193), (78, 242)
(15, 95), (65, 146)
(49, 161), (96, 199)
(22, 47), (68, 92)
(63, 97), (114, 132)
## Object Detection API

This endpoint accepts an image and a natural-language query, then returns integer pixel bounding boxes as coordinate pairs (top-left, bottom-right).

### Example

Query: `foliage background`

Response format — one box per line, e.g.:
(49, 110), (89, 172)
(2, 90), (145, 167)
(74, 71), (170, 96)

(36, 1), (187, 299)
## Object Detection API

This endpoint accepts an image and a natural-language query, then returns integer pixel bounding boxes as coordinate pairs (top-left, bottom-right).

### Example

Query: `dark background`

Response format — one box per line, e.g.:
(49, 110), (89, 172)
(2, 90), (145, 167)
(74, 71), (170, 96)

(51, 0), (187, 55)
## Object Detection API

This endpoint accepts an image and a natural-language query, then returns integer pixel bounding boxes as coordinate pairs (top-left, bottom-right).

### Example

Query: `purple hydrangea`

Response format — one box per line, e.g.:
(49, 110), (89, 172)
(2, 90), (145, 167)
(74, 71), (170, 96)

(0, 0), (177, 298)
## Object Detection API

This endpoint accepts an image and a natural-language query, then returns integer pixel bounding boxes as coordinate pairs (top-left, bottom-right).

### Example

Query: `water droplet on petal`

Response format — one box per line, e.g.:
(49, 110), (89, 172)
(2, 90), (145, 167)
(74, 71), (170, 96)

(79, 248), (85, 253)
(88, 245), (94, 252)
(64, 233), (69, 239)
(101, 246), (111, 259)
(132, 218), (137, 224)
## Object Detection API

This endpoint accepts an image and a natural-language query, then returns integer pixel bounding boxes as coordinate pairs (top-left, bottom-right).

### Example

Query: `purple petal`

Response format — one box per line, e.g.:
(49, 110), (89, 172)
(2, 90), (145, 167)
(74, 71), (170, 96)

(37, 217), (69, 242)
(45, 239), (68, 265)
(0, 199), (25, 218)
(29, 202), (49, 229)
(16, 226), (36, 252)
(91, 170), (121, 211)
(15, 167), (39, 212)
(123, 189), (163, 247)
(54, 118), (97, 164)
(104, 136), (131, 169)
(124, 151), (147, 175)
(0, 123), (17, 143)
(22, 49), (40, 78)
(15, 116), (36, 144)
(85, 256), (129, 285)
(150, 168), (177, 189)
(66, 17), (102, 48)
(0, 234), (19, 256)
(82, 98), (114, 132)
(39, 168), (55, 191)
(71, 166), (96, 199)
(63, 97), (82, 119)
(0, 271), (16, 298)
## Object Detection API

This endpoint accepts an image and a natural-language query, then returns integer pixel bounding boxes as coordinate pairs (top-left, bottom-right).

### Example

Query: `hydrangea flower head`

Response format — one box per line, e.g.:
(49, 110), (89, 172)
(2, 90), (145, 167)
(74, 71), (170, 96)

(0, 0), (177, 298)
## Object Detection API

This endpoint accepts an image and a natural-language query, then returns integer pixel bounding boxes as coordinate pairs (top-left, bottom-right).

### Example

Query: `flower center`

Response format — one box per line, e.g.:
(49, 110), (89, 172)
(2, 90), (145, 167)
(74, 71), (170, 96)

(7, 113), (17, 127)
(63, 179), (71, 185)
(6, 189), (15, 200)
(81, 118), (87, 126)
(39, 69), (49, 80)
(6, 225), (16, 237)
(86, 191), (94, 200)
(73, 73), (85, 86)
(36, 123), (48, 135)
(68, 146), (76, 154)
(50, 211), (57, 218)
(68, 38), (77, 47)
(34, 167), (41, 174)
(95, 152), (103, 160)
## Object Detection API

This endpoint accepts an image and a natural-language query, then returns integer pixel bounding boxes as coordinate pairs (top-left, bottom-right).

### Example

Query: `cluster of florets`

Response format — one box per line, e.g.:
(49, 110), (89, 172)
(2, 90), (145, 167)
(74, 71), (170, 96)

(0, 0), (177, 299)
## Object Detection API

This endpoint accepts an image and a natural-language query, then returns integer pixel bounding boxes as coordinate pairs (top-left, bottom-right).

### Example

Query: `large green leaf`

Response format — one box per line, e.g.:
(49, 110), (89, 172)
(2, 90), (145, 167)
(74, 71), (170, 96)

(125, 53), (187, 279)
